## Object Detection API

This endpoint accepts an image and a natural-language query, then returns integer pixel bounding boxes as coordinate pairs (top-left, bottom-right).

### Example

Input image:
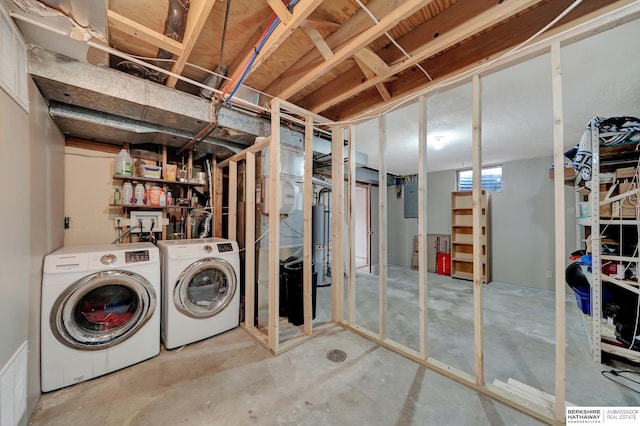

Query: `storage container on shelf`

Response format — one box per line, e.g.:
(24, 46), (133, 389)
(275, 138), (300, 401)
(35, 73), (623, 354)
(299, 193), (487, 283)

(122, 182), (133, 205)
(114, 149), (133, 176)
(134, 183), (145, 205)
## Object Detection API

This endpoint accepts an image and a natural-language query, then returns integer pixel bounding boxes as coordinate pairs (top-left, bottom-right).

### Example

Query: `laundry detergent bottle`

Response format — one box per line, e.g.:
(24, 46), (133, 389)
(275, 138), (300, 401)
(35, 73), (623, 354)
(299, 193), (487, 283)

(115, 149), (133, 176)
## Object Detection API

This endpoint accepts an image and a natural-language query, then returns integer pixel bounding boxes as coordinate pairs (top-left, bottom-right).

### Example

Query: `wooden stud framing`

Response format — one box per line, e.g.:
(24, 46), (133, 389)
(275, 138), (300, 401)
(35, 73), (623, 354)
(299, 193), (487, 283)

(417, 96), (428, 359)
(347, 125), (357, 325)
(331, 126), (345, 323)
(471, 74), (484, 386)
(228, 160), (238, 241)
(186, 151), (193, 239)
(551, 41), (566, 422)
(344, 324), (555, 424)
(213, 157), (223, 237)
(268, 99), (282, 352)
(245, 151), (256, 331)
(378, 115), (388, 339)
(303, 115), (314, 335)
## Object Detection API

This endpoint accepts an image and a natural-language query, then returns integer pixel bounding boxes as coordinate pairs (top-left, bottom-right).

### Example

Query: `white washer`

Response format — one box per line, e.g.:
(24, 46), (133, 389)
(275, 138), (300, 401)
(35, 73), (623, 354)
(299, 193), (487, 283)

(41, 242), (160, 392)
(157, 238), (240, 349)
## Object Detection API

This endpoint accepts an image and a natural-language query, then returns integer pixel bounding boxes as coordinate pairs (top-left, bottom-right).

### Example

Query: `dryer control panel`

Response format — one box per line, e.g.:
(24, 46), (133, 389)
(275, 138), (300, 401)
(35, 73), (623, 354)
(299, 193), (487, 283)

(125, 250), (150, 263)
(217, 243), (234, 253)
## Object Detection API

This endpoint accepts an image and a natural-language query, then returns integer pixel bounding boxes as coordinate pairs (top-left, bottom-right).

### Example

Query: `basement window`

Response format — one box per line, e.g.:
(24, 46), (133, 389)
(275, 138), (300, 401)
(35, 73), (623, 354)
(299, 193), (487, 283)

(457, 166), (502, 192)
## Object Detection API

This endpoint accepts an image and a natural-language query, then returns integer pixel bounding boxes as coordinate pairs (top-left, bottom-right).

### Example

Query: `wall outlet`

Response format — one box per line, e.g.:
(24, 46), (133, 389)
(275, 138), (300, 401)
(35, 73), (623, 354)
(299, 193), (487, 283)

(546, 270), (553, 279)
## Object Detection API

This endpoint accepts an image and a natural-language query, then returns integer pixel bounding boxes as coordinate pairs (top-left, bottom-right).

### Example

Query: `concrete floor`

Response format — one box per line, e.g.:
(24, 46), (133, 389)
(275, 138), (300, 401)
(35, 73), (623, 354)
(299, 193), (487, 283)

(30, 268), (639, 425)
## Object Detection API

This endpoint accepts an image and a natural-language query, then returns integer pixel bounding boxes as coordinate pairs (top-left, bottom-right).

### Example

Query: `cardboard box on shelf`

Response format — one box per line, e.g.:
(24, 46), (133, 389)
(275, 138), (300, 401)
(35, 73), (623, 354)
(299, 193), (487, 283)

(615, 166), (639, 180)
(548, 166), (576, 179)
(163, 163), (177, 181)
(617, 182), (638, 217)
(589, 189), (611, 217)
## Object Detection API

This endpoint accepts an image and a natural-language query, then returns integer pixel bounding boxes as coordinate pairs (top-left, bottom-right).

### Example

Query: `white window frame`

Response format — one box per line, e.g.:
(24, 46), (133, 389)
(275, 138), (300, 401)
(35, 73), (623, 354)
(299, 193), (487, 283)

(457, 165), (503, 192)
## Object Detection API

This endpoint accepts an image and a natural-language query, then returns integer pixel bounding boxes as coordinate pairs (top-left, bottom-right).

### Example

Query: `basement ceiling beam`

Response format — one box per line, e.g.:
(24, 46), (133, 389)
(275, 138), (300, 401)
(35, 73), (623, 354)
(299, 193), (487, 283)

(271, 0), (407, 97)
(107, 10), (184, 56)
(306, 0), (543, 113)
(266, 0), (293, 25)
(268, 0), (437, 100)
(221, 0), (323, 94)
(166, 0), (217, 88)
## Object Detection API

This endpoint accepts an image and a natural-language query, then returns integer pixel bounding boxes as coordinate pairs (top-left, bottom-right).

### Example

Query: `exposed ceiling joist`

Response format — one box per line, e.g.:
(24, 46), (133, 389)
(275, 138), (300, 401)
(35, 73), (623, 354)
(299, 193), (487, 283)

(281, 0), (406, 87)
(166, 0), (217, 88)
(107, 9), (184, 56)
(221, 0), (323, 94)
(266, 0), (293, 25)
(268, 0), (437, 100)
(307, 0), (543, 113)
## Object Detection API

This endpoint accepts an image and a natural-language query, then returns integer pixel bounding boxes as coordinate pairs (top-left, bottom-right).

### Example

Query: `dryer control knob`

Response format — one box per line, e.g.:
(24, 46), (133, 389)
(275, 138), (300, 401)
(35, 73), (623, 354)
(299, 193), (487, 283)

(100, 254), (117, 265)
(203, 245), (213, 253)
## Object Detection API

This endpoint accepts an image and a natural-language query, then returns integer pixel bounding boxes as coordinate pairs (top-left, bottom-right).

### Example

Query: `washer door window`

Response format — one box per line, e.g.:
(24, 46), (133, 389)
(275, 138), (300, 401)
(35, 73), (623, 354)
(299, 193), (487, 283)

(174, 257), (237, 319)
(51, 270), (157, 350)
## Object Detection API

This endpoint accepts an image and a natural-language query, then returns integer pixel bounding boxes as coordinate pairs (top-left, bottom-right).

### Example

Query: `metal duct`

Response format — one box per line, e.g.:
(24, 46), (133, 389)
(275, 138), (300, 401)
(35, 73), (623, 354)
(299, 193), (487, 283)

(117, 0), (190, 83)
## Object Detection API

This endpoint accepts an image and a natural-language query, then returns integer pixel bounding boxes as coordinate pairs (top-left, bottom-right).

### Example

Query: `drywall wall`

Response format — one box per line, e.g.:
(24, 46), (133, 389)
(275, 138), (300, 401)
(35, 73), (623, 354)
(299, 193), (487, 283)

(491, 157), (576, 290)
(385, 169), (454, 267)
(387, 187), (418, 267)
(0, 80), (30, 384)
(383, 157), (577, 290)
(26, 79), (65, 414)
(370, 185), (379, 267)
(0, 79), (64, 421)
(64, 147), (118, 246)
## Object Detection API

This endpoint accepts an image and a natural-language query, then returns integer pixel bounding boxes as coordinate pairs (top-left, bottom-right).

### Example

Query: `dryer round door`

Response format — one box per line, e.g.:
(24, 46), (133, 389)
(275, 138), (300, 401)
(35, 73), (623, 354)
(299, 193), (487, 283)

(174, 257), (237, 319)
(50, 270), (157, 350)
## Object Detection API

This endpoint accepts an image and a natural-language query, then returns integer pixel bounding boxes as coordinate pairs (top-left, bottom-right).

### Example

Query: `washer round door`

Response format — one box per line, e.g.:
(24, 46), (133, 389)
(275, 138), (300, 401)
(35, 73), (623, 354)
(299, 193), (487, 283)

(50, 270), (157, 350)
(174, 257), (237, 319)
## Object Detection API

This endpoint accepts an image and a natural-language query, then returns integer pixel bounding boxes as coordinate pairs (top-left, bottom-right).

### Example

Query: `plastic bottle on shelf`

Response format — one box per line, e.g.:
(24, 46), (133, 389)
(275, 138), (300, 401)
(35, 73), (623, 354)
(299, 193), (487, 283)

(122, 182), (133, 205)
(114, 149), (133, 176)
(166, 190), (173, 206)
(159, 190), (167, 207)
(144, 183), (151, 205)
(113, 187), (121, 205)
(134, 183), (145, 205)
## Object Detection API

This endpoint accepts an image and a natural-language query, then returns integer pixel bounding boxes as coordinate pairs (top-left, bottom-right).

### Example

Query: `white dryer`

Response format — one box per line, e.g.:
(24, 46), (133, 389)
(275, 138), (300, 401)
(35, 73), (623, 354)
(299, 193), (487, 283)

(157, 238), (240, 349)
(41, 242), (160, 392)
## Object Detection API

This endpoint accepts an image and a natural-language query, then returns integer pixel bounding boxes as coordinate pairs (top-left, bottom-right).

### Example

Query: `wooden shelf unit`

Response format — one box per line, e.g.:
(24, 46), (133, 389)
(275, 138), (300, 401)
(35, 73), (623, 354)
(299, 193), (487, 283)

(450, 190), (488, 283)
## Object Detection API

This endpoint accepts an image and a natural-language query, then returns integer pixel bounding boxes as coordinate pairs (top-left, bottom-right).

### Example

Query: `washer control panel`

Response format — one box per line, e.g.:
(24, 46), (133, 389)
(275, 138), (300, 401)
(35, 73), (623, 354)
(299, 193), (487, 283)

(125, 250), (150, 263)
(217, 243), (234, 253)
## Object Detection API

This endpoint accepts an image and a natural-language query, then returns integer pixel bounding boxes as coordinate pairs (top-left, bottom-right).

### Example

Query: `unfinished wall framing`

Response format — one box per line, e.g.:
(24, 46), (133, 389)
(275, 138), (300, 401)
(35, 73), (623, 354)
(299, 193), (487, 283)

(219, 4), (640, 423)
(219, 98), (339, 355)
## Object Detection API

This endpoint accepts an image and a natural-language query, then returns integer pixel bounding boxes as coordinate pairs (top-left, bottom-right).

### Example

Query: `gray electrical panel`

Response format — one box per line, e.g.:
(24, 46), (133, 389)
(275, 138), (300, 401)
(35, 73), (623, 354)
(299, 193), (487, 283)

(404, 182), (418, 218)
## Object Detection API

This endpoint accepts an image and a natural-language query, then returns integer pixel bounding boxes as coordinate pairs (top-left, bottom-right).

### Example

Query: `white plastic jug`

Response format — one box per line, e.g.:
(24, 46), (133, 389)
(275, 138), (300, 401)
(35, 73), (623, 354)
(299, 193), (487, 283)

(134, 183), (145, 205)
(122, 182), (133, 205)
(115, 149), (133, 176)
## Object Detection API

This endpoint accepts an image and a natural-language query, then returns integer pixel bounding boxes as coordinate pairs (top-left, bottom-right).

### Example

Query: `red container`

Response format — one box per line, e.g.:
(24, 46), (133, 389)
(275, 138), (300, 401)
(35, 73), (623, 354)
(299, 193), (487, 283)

(437, 253), (451, 275)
